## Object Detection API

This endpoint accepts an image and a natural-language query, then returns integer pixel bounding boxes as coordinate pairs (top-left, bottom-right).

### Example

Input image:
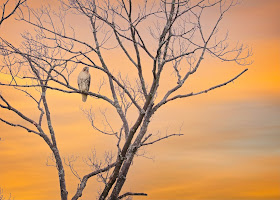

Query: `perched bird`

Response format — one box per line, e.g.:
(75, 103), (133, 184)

(77, 67), (91, 102)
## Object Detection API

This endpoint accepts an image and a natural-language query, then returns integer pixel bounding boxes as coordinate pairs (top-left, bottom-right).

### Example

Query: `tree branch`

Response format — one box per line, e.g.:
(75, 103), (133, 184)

(72, 162), (117, 200)
(153, 68), (248, 112)
(0, 0), (26, 26)
(0, 117), (40, 135)
(0, 82), (115, 106)
(118, 192), (147, 199)
(141, 133), (183, 146)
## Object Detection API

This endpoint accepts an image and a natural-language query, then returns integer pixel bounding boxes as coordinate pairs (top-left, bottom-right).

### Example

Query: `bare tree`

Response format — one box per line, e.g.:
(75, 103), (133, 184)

(0, 0), (26, 27)
(0, 0), (252, 200)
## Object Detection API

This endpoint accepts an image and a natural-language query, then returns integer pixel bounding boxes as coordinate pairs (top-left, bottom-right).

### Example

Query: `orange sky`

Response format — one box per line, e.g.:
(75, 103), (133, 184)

(0, 0), (280, 200)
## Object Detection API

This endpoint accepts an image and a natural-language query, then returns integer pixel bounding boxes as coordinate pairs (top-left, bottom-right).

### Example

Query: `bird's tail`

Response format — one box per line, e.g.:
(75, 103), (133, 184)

(82, 94), (88, 102)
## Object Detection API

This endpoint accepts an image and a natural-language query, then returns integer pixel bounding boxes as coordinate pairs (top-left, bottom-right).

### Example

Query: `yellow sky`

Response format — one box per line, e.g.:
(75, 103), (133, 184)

(0, 0), (280, 199)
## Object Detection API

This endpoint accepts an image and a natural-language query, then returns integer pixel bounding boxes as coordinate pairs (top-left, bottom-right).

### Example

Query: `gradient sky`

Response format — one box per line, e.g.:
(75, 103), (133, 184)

(0, 0), (280, 200)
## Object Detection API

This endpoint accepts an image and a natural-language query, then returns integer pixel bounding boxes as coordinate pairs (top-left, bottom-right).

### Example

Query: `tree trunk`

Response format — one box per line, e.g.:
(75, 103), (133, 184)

(109, 113), (152, 199)
(52, 147), (68, 200)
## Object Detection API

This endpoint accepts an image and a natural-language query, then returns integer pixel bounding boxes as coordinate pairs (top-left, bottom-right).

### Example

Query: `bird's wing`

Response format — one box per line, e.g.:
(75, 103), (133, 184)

(87, 73), (91, 91)
(77, 72), (83, 90)
(83, 74), (90, 92)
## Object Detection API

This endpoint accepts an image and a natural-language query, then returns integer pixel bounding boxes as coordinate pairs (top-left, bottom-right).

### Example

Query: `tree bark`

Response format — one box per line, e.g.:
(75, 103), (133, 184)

(52, 147), (68, 200)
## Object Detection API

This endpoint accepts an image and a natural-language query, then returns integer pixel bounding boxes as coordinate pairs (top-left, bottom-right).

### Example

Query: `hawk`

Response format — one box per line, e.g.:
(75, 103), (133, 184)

(77, 67), (91, 102)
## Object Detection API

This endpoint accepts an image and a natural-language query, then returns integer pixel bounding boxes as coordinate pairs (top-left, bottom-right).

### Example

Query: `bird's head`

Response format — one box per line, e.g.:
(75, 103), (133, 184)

(83, 67), (89, 72)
